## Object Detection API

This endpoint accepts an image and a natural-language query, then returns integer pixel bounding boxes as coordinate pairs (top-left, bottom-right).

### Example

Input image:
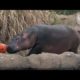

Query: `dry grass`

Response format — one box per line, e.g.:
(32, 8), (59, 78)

(0, 10), (56, 44)
(0, 10), (78, 43)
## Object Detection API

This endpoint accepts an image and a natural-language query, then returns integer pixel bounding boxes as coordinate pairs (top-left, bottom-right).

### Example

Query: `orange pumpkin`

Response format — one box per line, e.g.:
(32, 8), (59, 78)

(0, 43), (7, 53)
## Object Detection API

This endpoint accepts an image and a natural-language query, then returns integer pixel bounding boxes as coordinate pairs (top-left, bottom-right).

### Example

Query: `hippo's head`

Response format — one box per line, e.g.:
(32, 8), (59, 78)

(7, 32), (37, 53)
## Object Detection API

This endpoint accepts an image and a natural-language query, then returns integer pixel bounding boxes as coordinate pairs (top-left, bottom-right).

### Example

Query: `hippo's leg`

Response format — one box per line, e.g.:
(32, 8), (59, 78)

(68, 48), (78, 53)
(68, 42), (79, 53)
(27, 45), (42, 56)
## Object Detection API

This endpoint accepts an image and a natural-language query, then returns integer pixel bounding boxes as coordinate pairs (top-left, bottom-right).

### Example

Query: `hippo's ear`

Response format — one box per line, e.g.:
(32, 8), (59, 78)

(30, 34), (37, 45)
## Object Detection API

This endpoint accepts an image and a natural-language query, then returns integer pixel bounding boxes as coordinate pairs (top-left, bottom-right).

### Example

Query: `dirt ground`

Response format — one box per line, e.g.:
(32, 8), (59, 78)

(0, 51), (80, 70)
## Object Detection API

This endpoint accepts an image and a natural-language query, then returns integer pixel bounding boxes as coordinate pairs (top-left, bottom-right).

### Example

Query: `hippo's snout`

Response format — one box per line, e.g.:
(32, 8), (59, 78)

(7, 45), (20, 53)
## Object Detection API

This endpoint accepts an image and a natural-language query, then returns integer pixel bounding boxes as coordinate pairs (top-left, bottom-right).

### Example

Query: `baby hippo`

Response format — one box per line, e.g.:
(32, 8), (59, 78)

(7, 24), (80, 56)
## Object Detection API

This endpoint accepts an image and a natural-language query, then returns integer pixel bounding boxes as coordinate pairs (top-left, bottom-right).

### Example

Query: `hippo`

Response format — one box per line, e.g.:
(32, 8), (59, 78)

(7, 24), (80, 56)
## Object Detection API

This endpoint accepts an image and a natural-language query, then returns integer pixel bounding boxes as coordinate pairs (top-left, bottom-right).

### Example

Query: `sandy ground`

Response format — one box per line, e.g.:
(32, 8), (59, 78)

(0, 51), (80, 70)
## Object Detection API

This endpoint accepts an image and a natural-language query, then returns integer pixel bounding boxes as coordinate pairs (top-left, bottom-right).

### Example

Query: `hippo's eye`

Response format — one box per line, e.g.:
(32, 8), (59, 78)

(15, 37), (20, 41)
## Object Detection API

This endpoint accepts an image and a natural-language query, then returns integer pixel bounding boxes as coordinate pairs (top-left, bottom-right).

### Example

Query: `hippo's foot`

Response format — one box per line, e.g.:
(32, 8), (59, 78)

(27, 45), (42, 56)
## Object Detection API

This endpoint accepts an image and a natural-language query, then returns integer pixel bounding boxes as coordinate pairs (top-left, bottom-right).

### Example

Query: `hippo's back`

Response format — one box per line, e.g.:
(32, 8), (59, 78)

(32, 24), (75, 37)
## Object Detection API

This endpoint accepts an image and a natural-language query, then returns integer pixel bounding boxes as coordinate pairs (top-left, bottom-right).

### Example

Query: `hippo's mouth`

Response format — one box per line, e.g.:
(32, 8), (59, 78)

(7, 50), (20, 53)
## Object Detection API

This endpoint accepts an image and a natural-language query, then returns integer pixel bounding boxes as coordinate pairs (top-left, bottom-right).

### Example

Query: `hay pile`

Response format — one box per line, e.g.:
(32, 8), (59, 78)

(0, 10), (56, 43)
(0, 10), (78, 43)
